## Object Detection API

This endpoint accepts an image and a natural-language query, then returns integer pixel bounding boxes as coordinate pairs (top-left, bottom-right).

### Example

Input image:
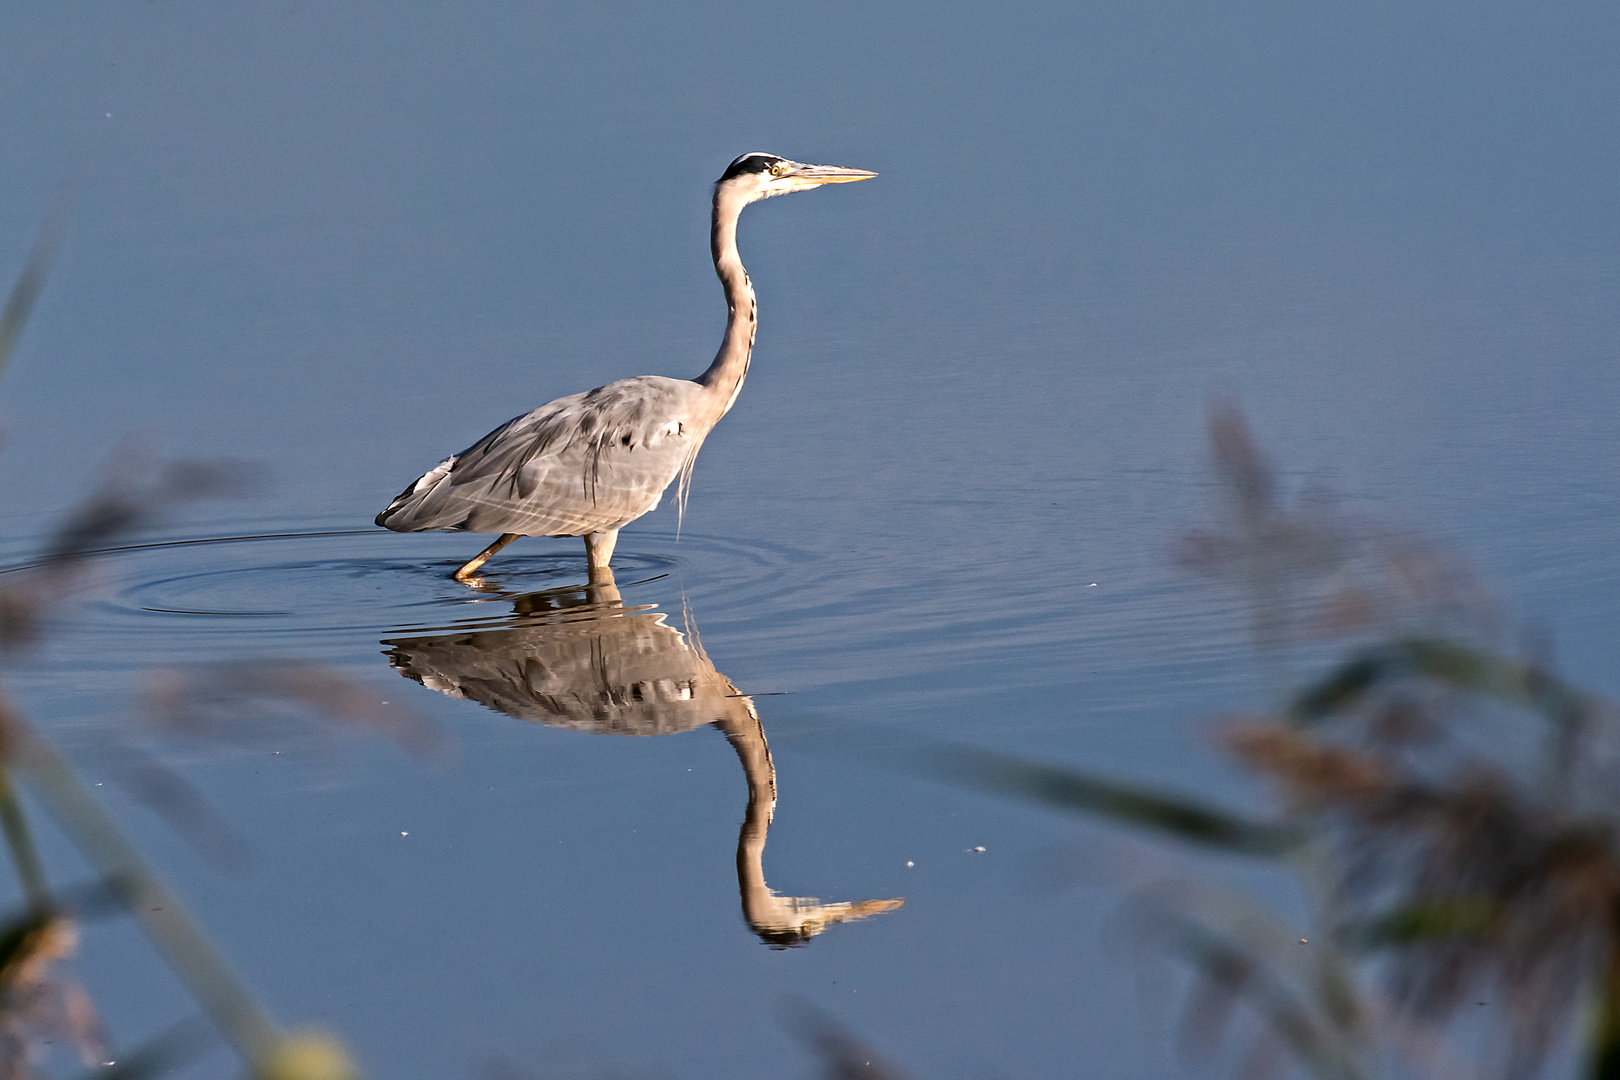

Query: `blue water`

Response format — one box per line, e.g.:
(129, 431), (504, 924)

(1, 3), (1617, 1077)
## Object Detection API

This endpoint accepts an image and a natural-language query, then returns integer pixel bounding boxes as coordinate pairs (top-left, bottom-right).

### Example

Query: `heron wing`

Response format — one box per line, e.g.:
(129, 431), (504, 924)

(376, 376), (711, 536)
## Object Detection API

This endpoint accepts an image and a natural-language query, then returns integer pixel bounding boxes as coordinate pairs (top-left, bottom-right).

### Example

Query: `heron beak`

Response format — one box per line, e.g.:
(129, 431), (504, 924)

(788, 163), (877, 186)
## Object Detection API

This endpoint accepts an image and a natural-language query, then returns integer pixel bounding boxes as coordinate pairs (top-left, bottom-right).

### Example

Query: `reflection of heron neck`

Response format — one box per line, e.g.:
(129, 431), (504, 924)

(716, 709), (904, 947)
(718, 704), (778, 907)
(695, 186), (756, 418)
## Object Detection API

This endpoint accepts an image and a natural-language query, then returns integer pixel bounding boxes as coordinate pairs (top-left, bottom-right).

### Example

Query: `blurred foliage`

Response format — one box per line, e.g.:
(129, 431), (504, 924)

(0, 211), (61, 385)
(890, 404), (1620, 1080)
(787, 1006), (915, 1080)
(0, 219), (408, 1077)
(0, 912), (106, 1075)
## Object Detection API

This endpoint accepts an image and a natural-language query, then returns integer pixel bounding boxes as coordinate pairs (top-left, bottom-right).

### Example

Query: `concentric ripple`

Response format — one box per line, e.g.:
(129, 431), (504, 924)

(7, 518), (1252, 712)
(7, 526), (812, 670)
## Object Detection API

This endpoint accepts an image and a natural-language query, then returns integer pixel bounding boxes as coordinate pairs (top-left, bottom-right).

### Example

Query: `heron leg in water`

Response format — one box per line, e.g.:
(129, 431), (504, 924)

(453, 533), (521, 583)
(584, 529), (619, 583)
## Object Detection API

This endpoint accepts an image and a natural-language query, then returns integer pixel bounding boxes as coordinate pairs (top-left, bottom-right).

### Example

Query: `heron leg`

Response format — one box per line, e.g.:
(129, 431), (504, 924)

(583, 529), (619, 583)
(453, 533), (521, 583)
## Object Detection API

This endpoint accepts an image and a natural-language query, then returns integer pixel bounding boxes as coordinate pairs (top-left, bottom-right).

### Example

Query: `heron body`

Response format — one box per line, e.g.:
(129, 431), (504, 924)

(376, 152), (875, 582)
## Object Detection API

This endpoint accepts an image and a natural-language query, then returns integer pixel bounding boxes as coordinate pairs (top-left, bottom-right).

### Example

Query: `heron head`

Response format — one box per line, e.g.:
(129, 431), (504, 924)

(716, 152), (876, 205)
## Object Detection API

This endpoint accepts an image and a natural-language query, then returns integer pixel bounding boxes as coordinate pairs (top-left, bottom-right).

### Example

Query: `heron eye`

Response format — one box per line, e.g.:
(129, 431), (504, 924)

(770, 162), (788, 176)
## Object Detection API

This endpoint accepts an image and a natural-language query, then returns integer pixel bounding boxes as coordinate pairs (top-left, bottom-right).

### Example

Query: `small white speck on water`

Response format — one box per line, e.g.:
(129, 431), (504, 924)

(1300, 938), (1308, 944)
(906, 861), (915, 868)
(1088, 583), (1098, 587)
(401, 832), (409, 837)
(969, 846), (986, 853)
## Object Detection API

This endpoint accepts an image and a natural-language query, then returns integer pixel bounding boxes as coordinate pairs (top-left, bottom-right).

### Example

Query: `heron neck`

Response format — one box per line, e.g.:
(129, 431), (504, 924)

(695, 188), (756, 415)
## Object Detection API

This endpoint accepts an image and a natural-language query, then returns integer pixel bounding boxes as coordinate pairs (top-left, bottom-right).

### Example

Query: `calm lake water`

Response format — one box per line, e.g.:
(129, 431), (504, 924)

(3, 3), (1618, 1077)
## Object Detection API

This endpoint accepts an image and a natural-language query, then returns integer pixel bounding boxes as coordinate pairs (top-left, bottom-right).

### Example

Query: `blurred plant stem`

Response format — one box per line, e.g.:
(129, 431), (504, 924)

(0, 674), (367, 1078)
(864, 405), (1620, 1080)
(1594, 941), (1620, 1080)
(0, 760), (49, 914)
(0, 208), (62, 382)
(0, 688), (280, 1055)
(0, 216), (363, 1079)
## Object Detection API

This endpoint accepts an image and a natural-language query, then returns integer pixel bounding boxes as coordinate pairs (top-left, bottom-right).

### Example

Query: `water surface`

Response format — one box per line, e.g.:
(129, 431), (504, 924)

(1, 3), (1618, 1076)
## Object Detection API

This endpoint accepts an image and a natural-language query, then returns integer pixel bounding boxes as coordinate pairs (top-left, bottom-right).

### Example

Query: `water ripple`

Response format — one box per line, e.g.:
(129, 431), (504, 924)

(9, 522), (1255, 715)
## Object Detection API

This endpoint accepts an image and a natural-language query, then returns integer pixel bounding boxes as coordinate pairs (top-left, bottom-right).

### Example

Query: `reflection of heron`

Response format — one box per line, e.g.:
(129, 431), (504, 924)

(381, 574), (902, 946)
(376, 153), (875, 584)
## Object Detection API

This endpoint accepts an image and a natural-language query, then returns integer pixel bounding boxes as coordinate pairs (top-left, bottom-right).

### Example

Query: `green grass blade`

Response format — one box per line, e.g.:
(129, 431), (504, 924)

(0, 212), (65, 384)
(809, 728), (1303, 856)
(1343, 896), (1499, 950)
(919, 743), (1302, 855)
(0, 759), (50, 911)
(8, 719), (285, 1065)
(1592, 932), (1620, 1080)
(1288, 638), (1600, 728)
(1172, 919), (1368, 1080)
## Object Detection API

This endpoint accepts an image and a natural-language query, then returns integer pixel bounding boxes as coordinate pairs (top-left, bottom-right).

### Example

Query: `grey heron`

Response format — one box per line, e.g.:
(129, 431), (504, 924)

(376, 152), (875, 583)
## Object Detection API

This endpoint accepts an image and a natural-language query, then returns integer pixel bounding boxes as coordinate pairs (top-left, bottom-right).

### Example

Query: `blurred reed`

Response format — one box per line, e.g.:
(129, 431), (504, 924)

(0, 217), (429, 1079)
(874, 403), (1620, 1080)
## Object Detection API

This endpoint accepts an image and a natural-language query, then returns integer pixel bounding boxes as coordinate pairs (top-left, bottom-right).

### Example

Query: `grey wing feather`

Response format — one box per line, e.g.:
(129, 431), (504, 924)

(376, 376), (710, 537)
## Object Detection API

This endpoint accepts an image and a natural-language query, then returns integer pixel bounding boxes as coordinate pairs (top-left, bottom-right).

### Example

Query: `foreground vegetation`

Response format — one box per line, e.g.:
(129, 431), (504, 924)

(867, 404), (1620, 1080)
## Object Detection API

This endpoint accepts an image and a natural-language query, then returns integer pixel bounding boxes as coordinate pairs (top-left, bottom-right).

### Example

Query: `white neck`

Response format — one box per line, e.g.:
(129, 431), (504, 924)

(694, 185), (756, 416)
